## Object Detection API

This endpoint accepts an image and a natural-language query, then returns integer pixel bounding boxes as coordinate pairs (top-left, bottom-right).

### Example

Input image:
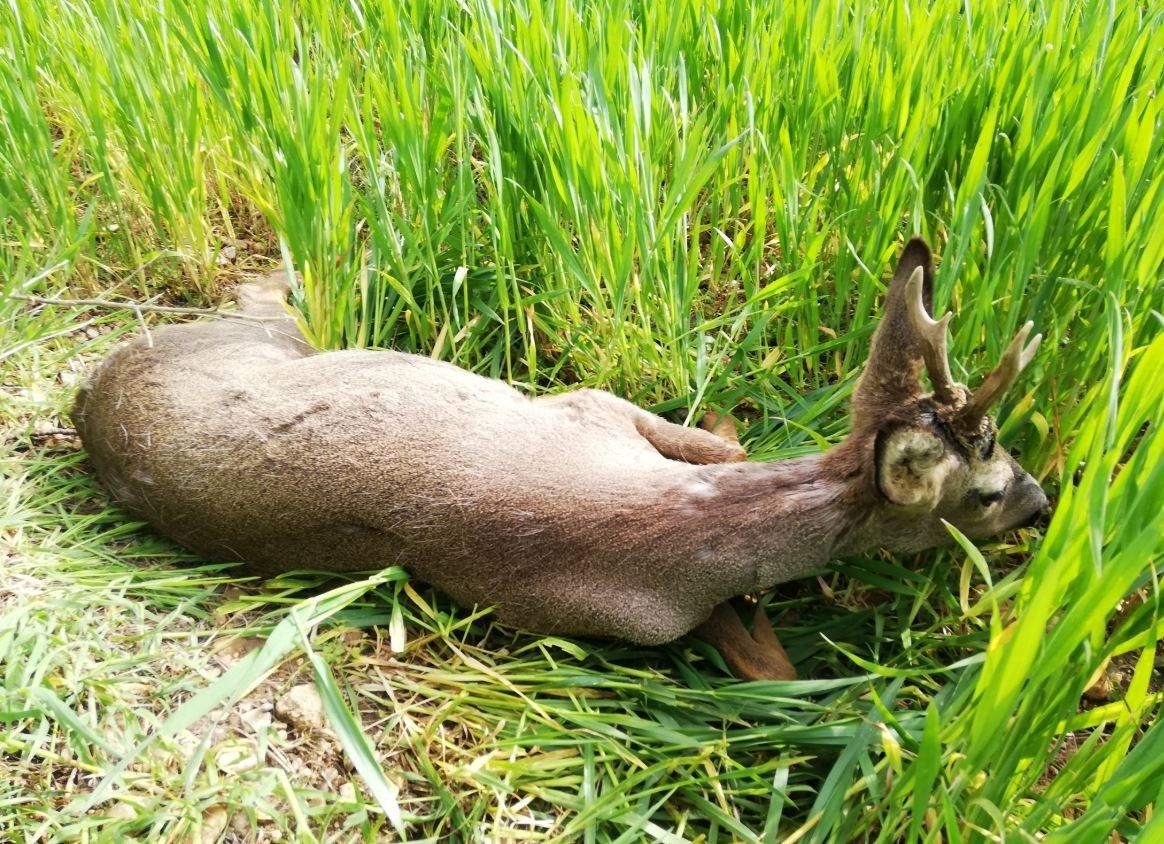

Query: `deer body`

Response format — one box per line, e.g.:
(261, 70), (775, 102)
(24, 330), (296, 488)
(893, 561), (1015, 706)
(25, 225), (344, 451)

(74, 241), (1049, 678)
(74, 316), (851, 643)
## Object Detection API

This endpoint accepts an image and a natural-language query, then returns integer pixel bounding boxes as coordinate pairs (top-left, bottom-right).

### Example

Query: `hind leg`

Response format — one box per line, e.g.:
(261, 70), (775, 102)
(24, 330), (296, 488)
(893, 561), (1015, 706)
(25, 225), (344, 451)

(236, 268), (295, 316)
(633, 410), (747, 464)
(634, 403), (747, 464)
(232, 269), (312, 355)
(699, 410), (741, 444)
(538, 390), (747, 465)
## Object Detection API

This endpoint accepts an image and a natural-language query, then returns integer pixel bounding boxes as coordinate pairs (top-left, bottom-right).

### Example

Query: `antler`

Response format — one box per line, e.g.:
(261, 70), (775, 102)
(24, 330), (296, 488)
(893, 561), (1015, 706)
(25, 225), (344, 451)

(904, 267), (961, 406)
(962, 322), (1042, 424)
(905, 265), (1042, 420)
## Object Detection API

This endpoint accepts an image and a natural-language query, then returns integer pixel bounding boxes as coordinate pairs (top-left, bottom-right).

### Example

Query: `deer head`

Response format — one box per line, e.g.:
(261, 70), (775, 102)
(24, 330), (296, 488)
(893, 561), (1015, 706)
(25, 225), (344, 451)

(836, 238), (1049, 554)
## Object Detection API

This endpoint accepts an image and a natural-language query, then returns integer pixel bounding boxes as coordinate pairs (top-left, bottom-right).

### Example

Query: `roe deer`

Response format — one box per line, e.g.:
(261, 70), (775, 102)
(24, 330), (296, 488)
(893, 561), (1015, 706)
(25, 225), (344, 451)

(72, 239), (1049, 680)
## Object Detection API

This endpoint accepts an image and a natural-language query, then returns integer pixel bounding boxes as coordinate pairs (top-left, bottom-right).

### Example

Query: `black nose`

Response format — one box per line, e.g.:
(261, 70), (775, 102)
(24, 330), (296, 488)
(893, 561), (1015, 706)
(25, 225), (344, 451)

(1020, 498), (1053, 529)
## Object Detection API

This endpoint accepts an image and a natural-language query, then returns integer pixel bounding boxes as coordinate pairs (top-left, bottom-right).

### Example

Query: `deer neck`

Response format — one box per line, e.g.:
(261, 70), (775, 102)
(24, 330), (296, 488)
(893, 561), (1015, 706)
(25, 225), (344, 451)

(682, 446), (871, 590)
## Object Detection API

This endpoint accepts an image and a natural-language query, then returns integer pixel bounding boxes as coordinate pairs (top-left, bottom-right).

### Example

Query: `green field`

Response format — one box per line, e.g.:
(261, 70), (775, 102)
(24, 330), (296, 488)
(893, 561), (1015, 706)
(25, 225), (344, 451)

(2, 0), (1162, 840)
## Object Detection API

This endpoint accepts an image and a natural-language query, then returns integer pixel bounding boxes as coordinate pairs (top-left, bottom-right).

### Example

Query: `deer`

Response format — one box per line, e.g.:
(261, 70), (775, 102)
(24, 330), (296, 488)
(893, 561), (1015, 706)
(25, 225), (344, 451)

(72, 239), (1049, 680)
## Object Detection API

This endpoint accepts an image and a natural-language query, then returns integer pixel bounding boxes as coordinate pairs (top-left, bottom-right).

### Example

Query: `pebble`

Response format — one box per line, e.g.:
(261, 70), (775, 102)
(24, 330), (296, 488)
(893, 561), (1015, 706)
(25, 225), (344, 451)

(274, 683), (326, 732)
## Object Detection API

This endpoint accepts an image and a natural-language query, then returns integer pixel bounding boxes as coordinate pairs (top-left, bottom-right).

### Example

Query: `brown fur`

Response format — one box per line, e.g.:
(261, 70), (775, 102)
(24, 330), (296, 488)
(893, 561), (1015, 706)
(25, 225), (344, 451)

(72, 241), (1048, 673)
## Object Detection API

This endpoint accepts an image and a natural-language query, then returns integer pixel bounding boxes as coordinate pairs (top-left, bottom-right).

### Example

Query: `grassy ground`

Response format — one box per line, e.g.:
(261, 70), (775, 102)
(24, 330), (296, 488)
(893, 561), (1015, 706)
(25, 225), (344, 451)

(2, 0), (1163, 840)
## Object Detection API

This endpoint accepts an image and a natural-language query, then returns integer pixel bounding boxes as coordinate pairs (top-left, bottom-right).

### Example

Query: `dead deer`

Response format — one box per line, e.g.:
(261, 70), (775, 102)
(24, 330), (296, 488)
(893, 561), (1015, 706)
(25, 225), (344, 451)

(72, 239), (1049, 680)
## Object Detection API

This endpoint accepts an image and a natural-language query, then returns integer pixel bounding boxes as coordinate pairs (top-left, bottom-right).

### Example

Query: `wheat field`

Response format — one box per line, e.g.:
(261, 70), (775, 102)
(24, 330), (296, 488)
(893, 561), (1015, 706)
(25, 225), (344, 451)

(1, 0), (1162, 840)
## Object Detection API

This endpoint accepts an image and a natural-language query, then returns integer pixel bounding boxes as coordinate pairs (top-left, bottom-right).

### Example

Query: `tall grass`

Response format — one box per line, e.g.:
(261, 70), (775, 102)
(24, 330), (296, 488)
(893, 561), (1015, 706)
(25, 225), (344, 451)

(2, 0), (1162, 839)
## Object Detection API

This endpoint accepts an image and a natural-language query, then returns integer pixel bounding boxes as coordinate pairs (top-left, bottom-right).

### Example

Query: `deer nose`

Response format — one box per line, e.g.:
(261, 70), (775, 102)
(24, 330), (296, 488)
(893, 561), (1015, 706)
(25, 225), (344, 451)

(1021, 487), (1052, 529)
(1020, 502), (1051, 529)
(1012, 474), (1051, 529)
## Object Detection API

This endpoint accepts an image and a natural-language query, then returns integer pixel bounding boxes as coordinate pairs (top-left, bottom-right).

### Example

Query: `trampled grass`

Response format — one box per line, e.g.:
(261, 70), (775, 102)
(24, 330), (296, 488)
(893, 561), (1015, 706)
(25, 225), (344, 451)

(1, 0), (1162, 840)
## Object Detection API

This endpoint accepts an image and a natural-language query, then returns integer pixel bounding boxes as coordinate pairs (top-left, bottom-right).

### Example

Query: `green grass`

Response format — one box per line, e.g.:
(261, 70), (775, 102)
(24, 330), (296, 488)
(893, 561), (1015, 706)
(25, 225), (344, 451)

(1, 0), (1162, 840)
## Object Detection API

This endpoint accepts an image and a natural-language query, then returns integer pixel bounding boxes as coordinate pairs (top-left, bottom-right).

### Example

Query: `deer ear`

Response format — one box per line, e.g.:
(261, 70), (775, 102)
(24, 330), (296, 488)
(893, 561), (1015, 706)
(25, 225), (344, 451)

(853, 239), (935, 419)
(874, 426), (950, 509)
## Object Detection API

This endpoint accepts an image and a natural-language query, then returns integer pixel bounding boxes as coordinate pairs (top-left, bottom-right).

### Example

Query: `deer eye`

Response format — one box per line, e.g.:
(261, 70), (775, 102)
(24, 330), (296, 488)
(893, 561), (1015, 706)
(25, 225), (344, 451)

(978, 489), (1006, 507)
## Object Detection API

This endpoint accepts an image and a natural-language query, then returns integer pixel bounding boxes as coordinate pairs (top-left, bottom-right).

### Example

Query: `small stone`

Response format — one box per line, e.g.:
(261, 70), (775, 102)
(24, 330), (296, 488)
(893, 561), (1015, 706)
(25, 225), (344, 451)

(106, 801), (137, 821)
(341, 629), (364, 647)
(1083, 671), (1113, 702)
(210, 636), (266, 661)
(174, 729), (199, 753)
(339, 782), (357, 803)
(238, 706), (272, 734)
(230, 811), (251, 835)
(274, 683), (325, 732)
(216, 740), (261, 774)
(201, 804), (228, 843)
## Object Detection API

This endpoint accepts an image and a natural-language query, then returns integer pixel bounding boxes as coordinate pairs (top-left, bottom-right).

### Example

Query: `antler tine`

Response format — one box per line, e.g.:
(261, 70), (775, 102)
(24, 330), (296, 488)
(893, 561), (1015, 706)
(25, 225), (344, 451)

(904, 266), (960, 406)
(963, 322), (1042, 423)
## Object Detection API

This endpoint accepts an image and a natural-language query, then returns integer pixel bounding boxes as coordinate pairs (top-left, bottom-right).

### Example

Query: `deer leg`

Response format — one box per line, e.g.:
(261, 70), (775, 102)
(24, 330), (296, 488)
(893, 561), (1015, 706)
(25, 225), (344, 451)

(236, 268), (295, 315)
(633, 407), (744, 466)
(643, 413), (753, 673)
(233, 268), (313, 354)
(537, 391), (746, 465)
(699, 411), (741, 444)
(692, 601), (797, 681)
(633, 412), (746, 464)
(747, 602), (796, 679)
